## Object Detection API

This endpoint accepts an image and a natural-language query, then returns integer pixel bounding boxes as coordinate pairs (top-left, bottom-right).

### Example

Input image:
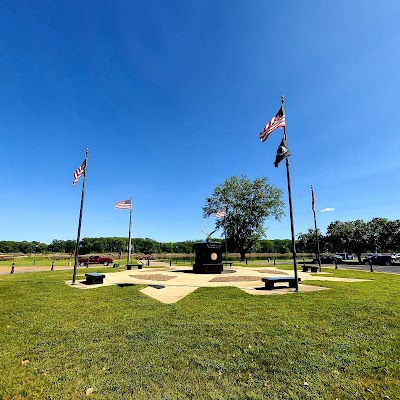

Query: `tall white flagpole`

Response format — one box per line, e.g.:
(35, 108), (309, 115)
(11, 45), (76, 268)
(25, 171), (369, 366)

(72, 148), (88, 285)
(281, 96), (299, 291)
(311, 185), (322, 272)
(127, 196), (132, 263)
(223, 208), (228, 263)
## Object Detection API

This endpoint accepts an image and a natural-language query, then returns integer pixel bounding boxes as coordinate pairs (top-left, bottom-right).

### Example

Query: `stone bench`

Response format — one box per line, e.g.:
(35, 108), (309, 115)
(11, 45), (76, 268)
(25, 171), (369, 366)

(261, 276), (301, 290)
(126, 264), (143, 270)
(302, 265), (319, 272)
(85, 272), (105, 285)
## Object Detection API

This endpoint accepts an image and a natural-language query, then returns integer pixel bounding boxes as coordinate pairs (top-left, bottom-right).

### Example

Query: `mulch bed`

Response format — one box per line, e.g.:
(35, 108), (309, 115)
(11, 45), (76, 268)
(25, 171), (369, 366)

(129, 274), (176, 281)
(255, 269), (289, 275)
(210, 276), (261, 282)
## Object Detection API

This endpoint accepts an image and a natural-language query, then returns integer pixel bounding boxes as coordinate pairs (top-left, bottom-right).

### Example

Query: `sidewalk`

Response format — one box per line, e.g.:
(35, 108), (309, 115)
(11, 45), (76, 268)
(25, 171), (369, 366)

(0, 264), (74, 275)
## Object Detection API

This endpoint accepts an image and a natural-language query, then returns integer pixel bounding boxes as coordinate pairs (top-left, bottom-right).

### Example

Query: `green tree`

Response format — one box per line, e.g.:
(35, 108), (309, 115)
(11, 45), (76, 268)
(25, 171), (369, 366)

(326, 220), (368, 263)
(297, 229), (325, 256)
(48, 239), (66, 253)
(273, 239), (291, 254)
(367, 217), (400, 253)
(135, 238), (159, 254)
(202, 175), (284, 260)
(258, 240), (275, 253)
(65, 240), (76, 255)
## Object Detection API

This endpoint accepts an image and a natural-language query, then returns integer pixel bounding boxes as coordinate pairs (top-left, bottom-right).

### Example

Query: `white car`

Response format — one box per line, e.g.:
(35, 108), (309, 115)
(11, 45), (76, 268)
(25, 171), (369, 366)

(393, 253), (400, 260)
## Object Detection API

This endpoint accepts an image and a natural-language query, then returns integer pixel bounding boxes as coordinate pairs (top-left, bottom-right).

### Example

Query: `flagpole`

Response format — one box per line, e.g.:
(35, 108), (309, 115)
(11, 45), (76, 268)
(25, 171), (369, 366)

(224, 208), (228, 263)
(127, 196), (132, 263)
(281, 96), (299, 291)
(311, 185), (322, 272)
(72, 148), (88, 285)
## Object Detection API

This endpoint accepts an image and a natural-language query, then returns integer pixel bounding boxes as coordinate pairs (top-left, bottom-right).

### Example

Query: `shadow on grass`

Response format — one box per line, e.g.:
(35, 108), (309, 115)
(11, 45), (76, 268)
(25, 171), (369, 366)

(117, 283), (136, 288)
(169, 269), (237, 274)
(148, 284), (165, 289)
(169, 269), (195, 273)
(255, 285), (295, 291)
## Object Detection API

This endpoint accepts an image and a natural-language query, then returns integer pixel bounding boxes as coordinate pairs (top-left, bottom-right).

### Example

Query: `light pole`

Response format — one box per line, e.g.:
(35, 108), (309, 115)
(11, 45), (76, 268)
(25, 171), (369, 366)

(34, 244), (38, 265)
(374, 233), (378, 254)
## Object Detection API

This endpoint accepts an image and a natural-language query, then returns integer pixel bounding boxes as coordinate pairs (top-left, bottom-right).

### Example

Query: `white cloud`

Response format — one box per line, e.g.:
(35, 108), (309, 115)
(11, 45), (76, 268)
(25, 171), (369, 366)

(320, 208), (335, 212)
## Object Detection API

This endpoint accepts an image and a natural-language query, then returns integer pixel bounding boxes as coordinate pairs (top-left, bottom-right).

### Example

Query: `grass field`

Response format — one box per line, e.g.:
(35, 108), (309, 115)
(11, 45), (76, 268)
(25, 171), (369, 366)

(1, 265), (399, 399)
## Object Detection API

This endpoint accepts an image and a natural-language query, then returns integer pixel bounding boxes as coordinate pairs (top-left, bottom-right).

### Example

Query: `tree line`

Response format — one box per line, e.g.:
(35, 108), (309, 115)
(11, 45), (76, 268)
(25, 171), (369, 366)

(0, 237), (292, 256)
(297, 217), (400, 263)
(2, 218), (397, 262)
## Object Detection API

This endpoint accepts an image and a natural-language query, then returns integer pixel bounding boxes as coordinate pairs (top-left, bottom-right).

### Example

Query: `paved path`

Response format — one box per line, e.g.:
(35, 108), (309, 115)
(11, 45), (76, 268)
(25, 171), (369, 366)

(0, 264), (75, 275)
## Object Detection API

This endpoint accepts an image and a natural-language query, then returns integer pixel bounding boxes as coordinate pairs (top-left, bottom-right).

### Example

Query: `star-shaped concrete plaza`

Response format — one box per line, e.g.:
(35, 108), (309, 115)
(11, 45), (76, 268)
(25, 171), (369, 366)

(68, 262), (370, 304)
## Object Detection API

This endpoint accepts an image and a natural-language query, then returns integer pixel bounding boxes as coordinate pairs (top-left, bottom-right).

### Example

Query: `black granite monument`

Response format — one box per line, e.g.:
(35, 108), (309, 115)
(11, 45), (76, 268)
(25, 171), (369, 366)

(192, 241), (223, 274)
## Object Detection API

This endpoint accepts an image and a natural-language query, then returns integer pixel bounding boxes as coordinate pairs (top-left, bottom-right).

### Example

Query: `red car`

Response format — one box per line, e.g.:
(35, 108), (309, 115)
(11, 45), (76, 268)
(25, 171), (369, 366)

(78, 255), (113, 266)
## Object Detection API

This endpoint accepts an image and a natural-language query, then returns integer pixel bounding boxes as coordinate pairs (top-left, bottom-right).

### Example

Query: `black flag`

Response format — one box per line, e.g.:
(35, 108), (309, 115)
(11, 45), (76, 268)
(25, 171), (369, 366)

(274, 137), (290, 167)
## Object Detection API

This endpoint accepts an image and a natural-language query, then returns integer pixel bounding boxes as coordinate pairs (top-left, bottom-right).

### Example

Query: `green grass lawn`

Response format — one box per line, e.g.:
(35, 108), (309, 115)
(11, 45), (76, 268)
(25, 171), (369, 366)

(1, 267), (400, 399)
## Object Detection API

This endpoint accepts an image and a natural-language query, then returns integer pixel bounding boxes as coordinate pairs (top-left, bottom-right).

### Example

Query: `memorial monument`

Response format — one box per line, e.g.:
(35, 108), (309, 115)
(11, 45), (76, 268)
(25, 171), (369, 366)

(192, 229), (223, 274)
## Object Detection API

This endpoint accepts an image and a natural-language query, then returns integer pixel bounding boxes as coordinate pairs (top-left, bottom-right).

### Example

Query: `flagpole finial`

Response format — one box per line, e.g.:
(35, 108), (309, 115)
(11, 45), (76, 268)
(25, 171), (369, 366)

(281, 95), (284, 104)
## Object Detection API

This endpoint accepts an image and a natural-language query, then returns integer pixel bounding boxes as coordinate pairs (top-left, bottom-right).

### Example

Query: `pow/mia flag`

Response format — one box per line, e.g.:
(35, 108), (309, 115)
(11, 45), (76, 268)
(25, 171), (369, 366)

(274, 137), (290, 167)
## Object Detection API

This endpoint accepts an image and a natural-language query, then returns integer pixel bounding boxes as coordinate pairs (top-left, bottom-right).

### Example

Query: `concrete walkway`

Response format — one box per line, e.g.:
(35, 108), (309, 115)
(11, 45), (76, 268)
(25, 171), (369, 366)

(67, 262), (370, 304)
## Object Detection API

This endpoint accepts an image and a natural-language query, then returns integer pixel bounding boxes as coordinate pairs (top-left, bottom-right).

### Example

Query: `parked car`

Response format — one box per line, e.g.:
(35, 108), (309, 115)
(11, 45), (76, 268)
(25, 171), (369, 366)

(362, 254), (395, 266)
(78, 255), (113, 266)
(365, 253), (378, 259)
(139, 255), (155, 260)
(392, 253), (400, 260)
(336, 253), (354, 260)
(313, 255), (343, 264)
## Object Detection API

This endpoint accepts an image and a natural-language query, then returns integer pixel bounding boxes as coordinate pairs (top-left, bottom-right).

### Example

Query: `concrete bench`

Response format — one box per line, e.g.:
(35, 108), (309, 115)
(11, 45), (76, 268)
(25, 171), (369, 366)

(85, 272), (105, 285)
(223, 262), (233, 267)
(261, 276), (301, 290)
(126, 264), (143, 270)
(302, 265), (319, 272)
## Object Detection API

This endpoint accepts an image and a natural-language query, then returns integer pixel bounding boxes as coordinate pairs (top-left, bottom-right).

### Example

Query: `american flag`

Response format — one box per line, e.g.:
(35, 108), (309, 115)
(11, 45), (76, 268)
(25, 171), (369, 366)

(259, 106), (286, 142)
(71, 160), (86, 187)
(215, 209), (226, 218)
(115, 199), (132, 210)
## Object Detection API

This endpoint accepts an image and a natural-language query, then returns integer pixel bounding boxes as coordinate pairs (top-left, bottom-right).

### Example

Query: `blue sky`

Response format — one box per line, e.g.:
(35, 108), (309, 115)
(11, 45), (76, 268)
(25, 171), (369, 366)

(1, 1), (400, 245)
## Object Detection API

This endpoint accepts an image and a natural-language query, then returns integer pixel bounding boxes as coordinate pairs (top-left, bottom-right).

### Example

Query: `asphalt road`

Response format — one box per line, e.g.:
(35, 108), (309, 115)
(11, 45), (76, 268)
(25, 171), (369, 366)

(321, 263), (400, 274)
